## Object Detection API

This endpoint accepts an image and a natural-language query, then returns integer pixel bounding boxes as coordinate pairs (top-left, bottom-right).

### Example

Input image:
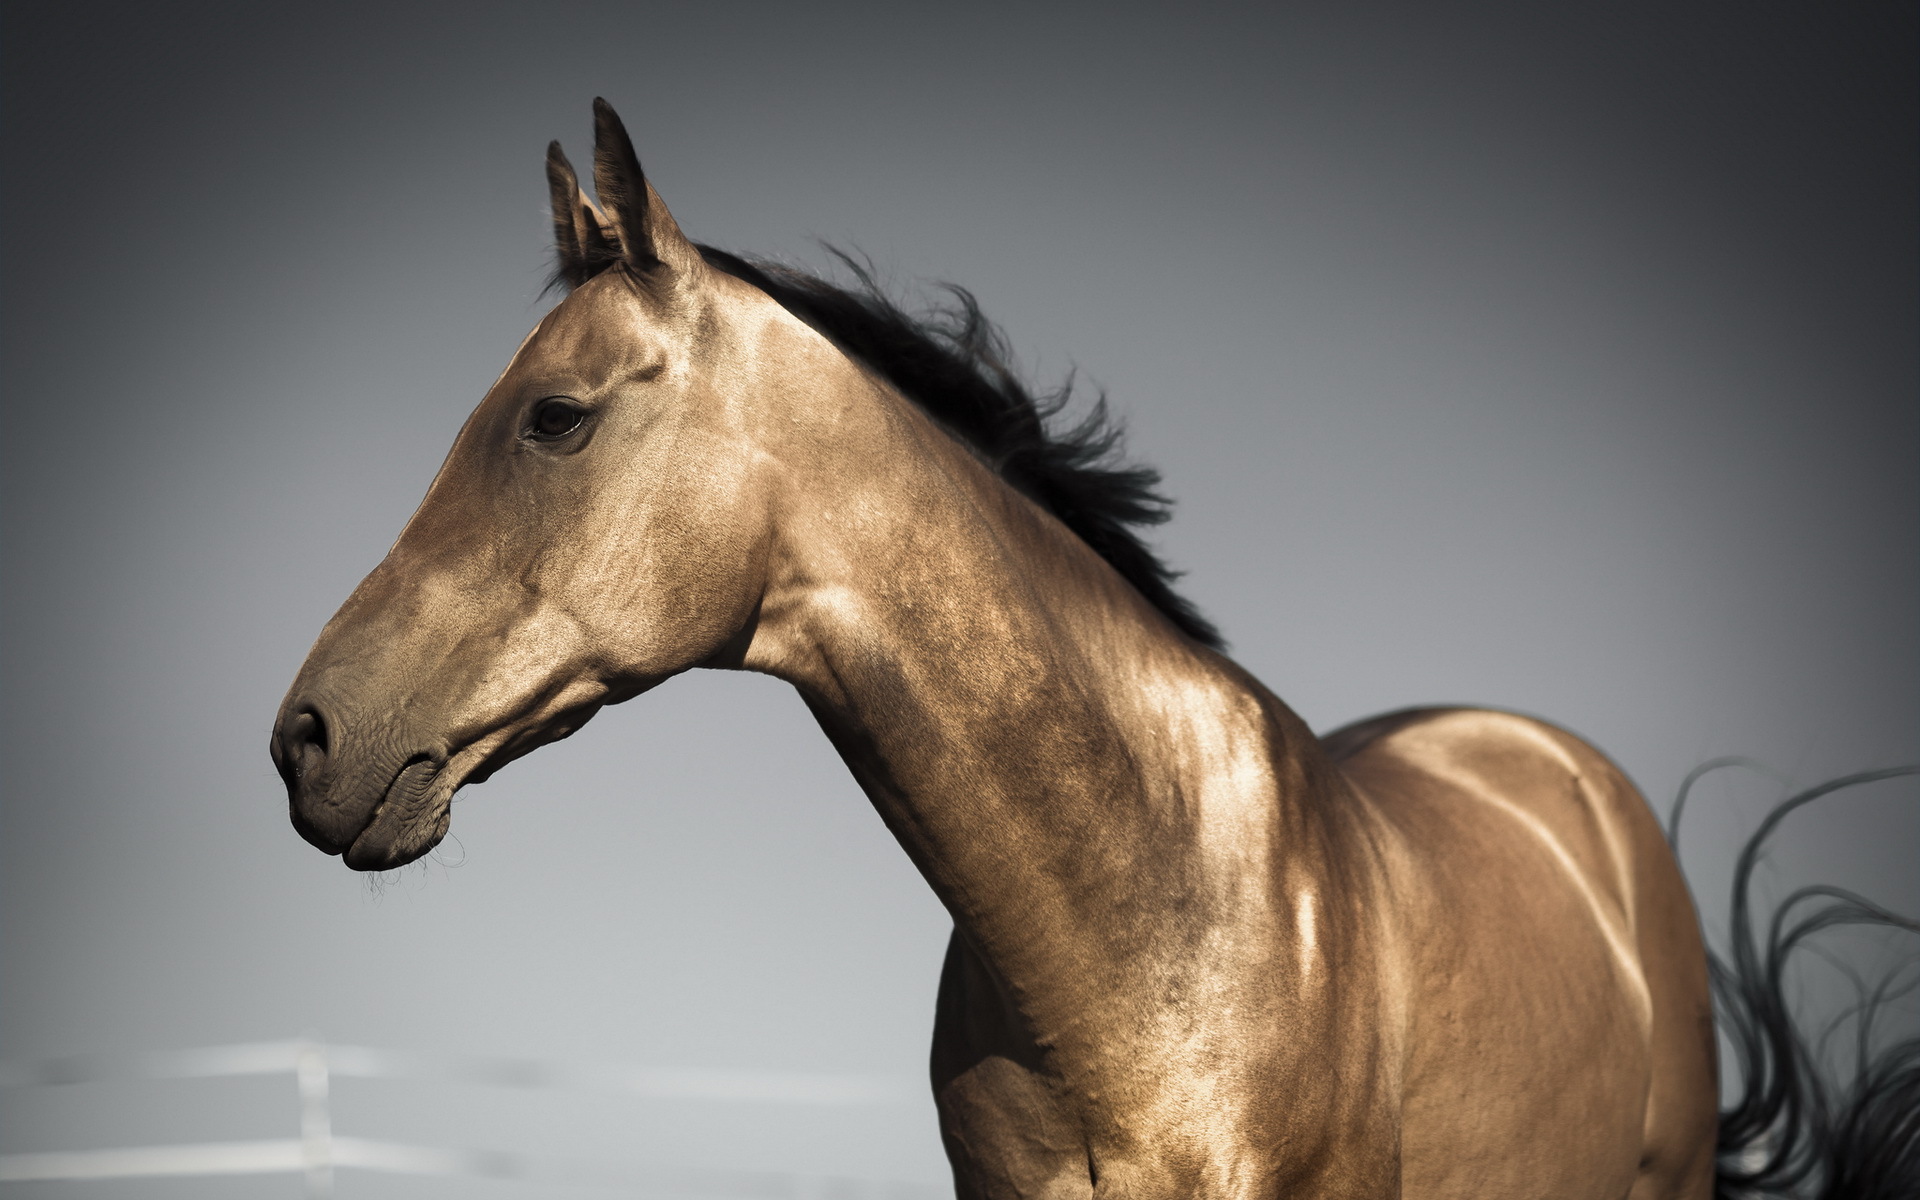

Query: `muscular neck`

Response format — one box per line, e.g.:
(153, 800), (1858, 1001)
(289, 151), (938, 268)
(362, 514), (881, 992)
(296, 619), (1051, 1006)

(738, 370), (1335, 1048)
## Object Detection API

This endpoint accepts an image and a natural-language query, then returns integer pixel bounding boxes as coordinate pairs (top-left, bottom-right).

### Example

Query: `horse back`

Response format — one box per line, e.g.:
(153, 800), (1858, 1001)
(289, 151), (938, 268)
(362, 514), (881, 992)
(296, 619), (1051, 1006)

(1321, 707), (1716, 1199)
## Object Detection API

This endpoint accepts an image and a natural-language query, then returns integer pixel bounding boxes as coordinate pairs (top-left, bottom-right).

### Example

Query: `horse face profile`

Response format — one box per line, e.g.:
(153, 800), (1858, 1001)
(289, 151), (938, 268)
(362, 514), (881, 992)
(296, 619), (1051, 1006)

(274, 110), (814, 870)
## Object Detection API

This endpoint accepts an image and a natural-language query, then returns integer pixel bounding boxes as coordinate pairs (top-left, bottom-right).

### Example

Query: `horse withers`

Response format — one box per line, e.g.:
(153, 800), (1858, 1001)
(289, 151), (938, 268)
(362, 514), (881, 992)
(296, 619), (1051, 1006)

(273, 100), (1721, 1198)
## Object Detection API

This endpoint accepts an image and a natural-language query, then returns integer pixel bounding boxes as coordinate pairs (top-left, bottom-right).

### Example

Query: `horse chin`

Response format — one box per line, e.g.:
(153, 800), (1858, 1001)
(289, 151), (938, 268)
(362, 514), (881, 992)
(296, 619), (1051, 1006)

(340, 757), (456, 872)
(343, 802), (451, 871)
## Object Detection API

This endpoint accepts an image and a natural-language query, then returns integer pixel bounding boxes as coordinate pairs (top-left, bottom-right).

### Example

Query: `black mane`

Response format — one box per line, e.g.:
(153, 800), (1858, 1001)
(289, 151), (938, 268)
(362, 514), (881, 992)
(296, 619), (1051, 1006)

(694, 246), (1223, 650)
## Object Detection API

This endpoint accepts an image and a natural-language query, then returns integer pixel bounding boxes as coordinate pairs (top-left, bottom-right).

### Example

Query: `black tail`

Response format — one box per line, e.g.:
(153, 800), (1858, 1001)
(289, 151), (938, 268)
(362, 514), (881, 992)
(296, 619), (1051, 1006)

(1670, 762), (1920, 1199)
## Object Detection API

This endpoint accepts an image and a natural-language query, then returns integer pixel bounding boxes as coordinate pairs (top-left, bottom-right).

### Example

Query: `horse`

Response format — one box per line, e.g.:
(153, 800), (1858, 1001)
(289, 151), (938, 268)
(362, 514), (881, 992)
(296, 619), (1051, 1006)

(274, 100), (1880, 1198)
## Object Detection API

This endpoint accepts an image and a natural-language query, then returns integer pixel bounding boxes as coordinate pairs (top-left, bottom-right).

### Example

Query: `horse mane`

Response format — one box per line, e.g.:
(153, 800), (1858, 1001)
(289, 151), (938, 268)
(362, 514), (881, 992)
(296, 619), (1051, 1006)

(693, 245), (1223, 651)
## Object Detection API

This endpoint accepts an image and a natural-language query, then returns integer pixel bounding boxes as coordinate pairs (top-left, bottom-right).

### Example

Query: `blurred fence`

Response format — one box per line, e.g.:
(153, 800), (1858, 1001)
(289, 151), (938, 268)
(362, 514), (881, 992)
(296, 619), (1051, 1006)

(0, 1038), (943, 1198)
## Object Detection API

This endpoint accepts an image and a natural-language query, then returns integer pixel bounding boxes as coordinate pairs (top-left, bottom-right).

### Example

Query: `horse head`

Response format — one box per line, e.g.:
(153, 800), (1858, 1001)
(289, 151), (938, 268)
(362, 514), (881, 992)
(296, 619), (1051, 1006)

(272, 101), (814, 870)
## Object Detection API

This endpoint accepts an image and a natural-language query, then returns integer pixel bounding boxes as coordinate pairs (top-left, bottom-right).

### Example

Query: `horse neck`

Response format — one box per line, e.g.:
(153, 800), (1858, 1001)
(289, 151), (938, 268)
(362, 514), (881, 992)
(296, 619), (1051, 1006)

(740, 370), (1331, 999)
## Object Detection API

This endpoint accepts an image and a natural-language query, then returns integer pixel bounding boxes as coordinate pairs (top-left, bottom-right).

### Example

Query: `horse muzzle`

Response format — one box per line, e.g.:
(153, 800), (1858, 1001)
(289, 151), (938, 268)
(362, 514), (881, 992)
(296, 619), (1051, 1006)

(272, 700), (454, 871)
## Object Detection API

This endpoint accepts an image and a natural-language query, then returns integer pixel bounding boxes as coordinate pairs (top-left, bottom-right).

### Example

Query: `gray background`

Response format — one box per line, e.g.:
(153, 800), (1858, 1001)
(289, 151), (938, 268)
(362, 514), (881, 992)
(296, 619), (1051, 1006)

(3, 1), (1914, 1193)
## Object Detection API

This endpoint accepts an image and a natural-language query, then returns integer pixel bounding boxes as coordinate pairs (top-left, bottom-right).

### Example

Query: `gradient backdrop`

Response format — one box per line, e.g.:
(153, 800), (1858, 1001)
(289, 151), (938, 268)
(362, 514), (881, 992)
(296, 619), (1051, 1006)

(3, 2), (1915, 1194)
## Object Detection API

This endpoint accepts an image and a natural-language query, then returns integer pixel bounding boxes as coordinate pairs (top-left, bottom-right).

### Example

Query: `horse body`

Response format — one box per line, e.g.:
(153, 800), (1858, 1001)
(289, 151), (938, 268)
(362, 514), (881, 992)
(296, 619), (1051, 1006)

(1331, 710), (1718, 1197)
(273, 103), (1717, 1197)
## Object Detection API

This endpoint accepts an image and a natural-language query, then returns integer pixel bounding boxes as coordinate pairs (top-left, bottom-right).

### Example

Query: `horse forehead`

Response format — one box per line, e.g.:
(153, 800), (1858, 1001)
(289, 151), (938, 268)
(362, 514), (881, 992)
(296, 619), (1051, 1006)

(515, 282), (673, 379)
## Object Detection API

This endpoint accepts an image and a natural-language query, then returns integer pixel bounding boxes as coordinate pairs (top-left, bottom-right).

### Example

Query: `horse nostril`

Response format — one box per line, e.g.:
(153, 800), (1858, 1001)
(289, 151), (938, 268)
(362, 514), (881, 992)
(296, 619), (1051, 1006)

(274, 705), (330, 786)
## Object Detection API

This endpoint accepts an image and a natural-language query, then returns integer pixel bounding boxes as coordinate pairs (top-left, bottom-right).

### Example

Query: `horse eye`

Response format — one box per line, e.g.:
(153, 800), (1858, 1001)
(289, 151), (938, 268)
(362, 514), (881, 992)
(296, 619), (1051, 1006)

(528, 398), (586, 441)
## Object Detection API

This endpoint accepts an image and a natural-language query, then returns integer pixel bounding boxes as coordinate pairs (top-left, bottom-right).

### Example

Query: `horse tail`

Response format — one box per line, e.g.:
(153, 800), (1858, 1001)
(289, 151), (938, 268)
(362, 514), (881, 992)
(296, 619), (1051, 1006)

(1670, 763), (1920, 1199)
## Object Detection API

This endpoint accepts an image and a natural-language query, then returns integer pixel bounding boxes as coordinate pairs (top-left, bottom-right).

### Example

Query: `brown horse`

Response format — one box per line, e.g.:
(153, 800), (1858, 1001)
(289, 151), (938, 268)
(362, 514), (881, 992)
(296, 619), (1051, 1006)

(273, 100), (1721, 1197)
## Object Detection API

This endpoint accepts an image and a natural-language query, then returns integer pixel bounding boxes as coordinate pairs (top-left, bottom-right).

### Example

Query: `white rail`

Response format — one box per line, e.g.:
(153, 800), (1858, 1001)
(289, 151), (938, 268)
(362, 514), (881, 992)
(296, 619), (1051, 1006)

(0, 1037), (940, 1197)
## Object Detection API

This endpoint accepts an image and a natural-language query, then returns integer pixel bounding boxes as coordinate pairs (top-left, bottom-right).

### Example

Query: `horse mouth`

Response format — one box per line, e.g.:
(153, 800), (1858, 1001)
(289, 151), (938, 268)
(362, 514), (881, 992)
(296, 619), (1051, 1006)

(343, 755), (453, 871)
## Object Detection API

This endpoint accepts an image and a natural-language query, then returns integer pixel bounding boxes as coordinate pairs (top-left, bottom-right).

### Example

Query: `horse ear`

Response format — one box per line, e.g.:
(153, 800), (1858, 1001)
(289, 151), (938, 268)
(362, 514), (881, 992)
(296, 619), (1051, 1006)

(590, 97), (701, 277)
(545, 141), (617, 291)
